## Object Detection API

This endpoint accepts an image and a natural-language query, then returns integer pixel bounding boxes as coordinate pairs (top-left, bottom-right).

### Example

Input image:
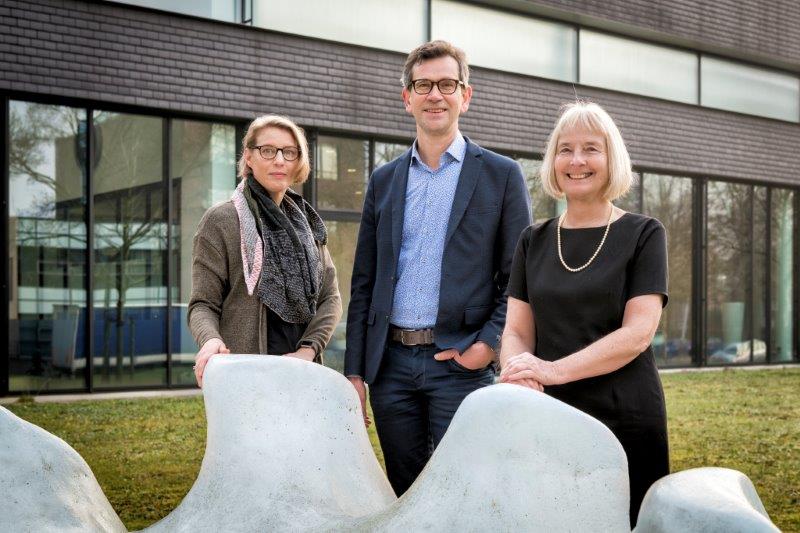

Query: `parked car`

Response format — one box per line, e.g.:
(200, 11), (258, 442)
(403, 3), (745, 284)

(708, 339), (767, 364)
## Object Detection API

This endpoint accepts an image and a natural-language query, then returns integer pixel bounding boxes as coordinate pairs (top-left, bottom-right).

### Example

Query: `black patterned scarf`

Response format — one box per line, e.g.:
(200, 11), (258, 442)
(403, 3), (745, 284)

(242, 176), (326, 323)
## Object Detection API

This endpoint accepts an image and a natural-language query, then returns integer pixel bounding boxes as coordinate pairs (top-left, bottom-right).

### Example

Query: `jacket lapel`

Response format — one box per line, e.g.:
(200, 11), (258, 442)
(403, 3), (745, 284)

(390, 149), (412, 269)
(444, 139), (482, 247)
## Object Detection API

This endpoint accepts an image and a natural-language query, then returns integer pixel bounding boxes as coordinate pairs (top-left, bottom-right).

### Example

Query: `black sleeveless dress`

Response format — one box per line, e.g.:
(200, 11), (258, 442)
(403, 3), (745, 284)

(507, 212), (669, 527)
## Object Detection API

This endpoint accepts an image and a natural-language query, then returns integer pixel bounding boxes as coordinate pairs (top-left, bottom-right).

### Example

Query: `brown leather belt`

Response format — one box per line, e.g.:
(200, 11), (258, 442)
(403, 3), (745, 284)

(389, 326), (435, 346)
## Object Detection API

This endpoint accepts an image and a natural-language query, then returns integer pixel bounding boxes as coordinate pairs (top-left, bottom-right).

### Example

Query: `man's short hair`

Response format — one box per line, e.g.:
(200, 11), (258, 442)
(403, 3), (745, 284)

(401, 40), (470, 88)
(540, 101), (635, 202)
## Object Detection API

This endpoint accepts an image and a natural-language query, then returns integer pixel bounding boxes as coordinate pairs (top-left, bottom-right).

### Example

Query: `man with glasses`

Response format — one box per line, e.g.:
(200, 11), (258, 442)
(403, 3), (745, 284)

(345, 40), (531, 495)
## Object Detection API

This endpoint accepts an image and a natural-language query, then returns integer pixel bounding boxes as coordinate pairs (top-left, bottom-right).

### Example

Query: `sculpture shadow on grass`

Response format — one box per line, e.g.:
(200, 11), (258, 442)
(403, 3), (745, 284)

(0, 355), (781, 532)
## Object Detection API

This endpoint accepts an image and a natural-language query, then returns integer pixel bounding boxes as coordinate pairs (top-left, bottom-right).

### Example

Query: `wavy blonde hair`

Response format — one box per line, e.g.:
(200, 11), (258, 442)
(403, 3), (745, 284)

(540, 101), (634, 201)
(237, 115), (311, 184)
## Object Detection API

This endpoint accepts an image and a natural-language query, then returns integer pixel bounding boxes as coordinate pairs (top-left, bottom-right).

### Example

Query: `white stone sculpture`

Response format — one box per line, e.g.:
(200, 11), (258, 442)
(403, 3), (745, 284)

(329, 382), (631, 532)
(0, 355), (782, 533)
(142, 355), (396, 532)
(0, 405), (126, 533)
(633, 467), (780, 533)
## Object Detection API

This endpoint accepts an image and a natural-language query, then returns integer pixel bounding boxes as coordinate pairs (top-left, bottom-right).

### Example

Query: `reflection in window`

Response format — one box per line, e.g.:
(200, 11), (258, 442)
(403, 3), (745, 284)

(515, 157), (555, 224)
(9, 101), (87, 393)
(580, 31), (698, 104)
(170, 120), (237, 385)
(616, 178), (641, 213)
(253, 0), (425, 53)
(701, 57), (800, 122)
(432, 0), (576, 82)
(110, 0), (240, 22)
(642, 174), (693, 367)
(321, 220), (360, 373)
(92, 111), (167, 387)
(706, 181), (766, 366)
(374, 142), (409, 169)
(771, 189), (795, 362)
(315, 136), (369, 211)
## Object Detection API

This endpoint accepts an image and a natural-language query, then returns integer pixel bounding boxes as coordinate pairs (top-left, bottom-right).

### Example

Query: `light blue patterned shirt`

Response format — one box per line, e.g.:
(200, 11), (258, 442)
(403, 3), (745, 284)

(390, 132), (466, 328)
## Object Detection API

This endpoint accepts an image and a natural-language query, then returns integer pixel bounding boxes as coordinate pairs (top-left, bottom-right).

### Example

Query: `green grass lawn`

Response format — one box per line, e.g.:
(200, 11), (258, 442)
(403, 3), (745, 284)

(6, 368), (800, 532)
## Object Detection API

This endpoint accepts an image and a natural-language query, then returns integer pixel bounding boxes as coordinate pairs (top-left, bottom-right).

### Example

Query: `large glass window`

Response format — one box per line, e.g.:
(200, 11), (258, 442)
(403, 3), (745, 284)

(8, 102), (87, 393)
(374, 142), (409, 169)
(515, 157), (557, 224)
(616, 178), (641, 213)
(169, 120), (237, 385)
(642, 174), (694, 367)
(110, 0), (241, 22)
(580, 31), (698, 104)
(706, 182), (767, 366)
(315, 136), (370, 212)
(320, 220), (360, 373)
(253, 0), (425, 53)
(432, 0), (576, 81)
(317, 137), (410, 372)
(771, 189), (795, 362)
(92, 111), (167, 387)
(701, 57), (800, 122)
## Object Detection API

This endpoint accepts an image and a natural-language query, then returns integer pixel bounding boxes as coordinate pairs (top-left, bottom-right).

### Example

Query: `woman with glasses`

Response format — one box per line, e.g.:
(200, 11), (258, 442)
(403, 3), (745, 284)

(499, 101), (669, 527)
(189, 115), (341, 387)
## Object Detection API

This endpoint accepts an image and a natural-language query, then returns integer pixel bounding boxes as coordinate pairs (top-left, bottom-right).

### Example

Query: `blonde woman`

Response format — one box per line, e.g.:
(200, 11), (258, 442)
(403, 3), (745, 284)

(499, 101), (668, 527)
(189, 115), (341, 386)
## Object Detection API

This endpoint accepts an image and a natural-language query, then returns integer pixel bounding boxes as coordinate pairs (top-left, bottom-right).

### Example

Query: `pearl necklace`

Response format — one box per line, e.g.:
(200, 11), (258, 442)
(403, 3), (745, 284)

(557, 206), (614, 272)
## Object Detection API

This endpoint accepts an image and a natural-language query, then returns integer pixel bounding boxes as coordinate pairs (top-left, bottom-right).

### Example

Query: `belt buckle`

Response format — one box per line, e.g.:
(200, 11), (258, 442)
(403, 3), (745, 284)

(400, 329), (417, 346)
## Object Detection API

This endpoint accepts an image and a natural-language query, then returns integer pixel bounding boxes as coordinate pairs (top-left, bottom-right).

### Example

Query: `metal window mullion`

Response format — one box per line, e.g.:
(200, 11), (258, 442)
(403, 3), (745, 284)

(86, 108), (95, 392)
(164, 119), (172, 386)
(693, 178), (706, 366)
(308, 129), (318, 208)
(794, 191), (800, 361)
(696, 53), (702, 106)
(575, 26), (581, 84)
(765, 188), (772, 363)
(1, 97), (9, 396)
(749, 185), (755, 364)
(425, 0), (432, 42)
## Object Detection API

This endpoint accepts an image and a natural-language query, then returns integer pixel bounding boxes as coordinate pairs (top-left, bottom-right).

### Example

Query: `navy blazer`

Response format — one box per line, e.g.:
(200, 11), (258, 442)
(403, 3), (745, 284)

(344, 138), (532, 384)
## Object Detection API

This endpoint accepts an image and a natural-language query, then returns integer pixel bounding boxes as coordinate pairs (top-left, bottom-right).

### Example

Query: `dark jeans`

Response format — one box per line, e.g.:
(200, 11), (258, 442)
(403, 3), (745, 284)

(369, 341), (495, 496)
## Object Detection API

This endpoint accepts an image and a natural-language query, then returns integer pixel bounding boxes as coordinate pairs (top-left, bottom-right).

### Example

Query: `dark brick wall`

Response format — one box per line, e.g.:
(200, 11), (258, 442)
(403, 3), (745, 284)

(1, 0), (799, 186)
(521, 0), (800, 69)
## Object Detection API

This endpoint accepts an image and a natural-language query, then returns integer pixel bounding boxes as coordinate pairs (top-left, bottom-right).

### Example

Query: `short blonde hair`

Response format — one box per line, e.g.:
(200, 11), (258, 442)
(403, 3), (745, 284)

(539, 101), (634, 201)
(237, 114), (311, 184)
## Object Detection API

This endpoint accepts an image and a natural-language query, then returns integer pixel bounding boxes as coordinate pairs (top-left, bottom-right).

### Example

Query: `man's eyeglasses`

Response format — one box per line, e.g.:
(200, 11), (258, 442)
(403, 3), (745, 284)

(408, 78), (465, 95)
(251, 144), (301, 161)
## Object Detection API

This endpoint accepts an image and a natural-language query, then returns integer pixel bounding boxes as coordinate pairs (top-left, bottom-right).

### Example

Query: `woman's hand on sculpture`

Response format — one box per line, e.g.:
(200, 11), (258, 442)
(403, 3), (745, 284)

(284, 346), (316, 362)
(194, 338), (230, 388)
(500, 352), (563, 387)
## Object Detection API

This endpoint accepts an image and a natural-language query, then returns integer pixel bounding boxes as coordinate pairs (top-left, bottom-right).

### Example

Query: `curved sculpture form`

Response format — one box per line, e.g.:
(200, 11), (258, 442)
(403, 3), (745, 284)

(143, 355), (396, 532)
(330, 383), (631, 532)
(634, 467), (780, 533)
(0, 356), (782, 532)
(0, 406), (126, 533)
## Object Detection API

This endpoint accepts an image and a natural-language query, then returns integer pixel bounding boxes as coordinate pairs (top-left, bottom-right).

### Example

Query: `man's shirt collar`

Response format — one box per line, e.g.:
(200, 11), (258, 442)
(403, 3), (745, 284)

(410, 131), (466, 168)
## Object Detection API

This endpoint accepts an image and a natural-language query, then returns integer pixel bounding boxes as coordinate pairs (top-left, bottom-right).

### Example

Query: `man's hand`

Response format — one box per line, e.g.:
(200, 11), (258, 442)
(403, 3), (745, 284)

(194, 338), (230, 388)
(434, 341), (495, 370)
(284, 346), (316, 362)
(348, 376), (371, 427)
